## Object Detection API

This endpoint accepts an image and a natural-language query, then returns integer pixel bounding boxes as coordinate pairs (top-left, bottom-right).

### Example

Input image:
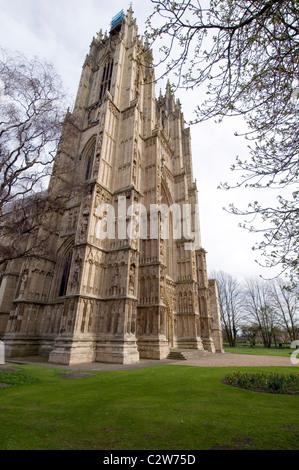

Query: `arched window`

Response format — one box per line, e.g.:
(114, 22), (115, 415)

(58, 249), (73, 297)
(51, 237), (75, 299)
(161, 182), (174, 279)
(85, 156), (93, 181)
(82, 138), (96, 181)
(99, 59), (114, 101)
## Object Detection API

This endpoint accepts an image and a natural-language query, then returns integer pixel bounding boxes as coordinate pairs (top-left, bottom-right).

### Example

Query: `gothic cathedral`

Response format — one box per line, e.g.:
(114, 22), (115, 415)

(0, 8), (223, 365)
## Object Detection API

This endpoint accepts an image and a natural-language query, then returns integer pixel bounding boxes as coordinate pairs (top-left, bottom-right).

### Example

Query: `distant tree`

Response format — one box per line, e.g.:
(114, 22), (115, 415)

(241, 324), (259, 347)
(269, 278), (299, 342)
(243, 278), (279, 348)
(211, 270), (243, 347)
(0, 48), (76, 265)
(146, 0), (299, 286)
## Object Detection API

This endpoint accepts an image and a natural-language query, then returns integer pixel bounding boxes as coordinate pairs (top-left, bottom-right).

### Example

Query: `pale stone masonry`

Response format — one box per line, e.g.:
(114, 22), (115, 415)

(0, 8), (223, 364)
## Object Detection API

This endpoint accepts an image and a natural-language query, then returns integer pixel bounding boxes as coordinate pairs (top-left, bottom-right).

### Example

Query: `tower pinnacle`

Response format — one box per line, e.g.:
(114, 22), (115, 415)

(127, 3), (134, 22)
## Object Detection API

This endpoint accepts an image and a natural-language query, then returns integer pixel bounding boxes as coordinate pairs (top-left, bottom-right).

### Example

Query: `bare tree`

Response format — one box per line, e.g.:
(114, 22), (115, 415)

(243, 278), (279, 348)
(211, 270), (243, 347)
(0, 48), (77, 265)
(269, 278), (299, 342)
(0, 48), (67, 208)
(146, 1), (299, 286)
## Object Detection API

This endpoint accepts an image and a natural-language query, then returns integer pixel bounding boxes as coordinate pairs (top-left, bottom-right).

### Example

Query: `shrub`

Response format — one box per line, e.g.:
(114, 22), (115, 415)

(223, 371), (299, 394)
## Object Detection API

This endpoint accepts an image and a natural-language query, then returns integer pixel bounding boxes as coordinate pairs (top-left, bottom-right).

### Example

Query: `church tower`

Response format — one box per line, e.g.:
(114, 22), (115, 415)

(2, 8), (223, 364)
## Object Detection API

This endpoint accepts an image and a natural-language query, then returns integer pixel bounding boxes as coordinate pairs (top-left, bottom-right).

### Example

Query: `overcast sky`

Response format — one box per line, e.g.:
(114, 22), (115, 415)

(0, 0), (282, 281)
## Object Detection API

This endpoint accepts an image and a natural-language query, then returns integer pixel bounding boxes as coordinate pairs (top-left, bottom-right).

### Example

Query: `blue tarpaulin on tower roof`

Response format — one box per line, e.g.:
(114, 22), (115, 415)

(110, 10), (124, 30)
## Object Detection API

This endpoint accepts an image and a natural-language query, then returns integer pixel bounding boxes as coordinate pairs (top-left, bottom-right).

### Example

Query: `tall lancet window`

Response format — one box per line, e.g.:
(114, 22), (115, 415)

(58, 249), (73, 297)
(51, 237), (75, 299)
(99, 59), (114, 101)
(165, 214), (173, 278)
(85, 155), (93, 181)
(83, 138), (96, 181)
(161, 183), (174, 279)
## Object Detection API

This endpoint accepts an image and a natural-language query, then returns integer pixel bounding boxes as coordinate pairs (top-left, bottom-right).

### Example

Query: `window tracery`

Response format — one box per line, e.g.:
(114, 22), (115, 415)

(82, 138), (96, 181)
(99, 58), (114, 101)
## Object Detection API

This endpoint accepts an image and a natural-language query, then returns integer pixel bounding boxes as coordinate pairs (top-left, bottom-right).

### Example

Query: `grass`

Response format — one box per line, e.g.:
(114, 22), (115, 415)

(224, 343), (295, 357)
(0, 364), (298, 450)
(0, 368), (38, 387)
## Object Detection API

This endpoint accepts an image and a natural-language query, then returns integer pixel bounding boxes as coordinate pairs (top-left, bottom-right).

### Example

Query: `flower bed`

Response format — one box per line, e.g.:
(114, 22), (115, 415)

(223, 371), (299, 395)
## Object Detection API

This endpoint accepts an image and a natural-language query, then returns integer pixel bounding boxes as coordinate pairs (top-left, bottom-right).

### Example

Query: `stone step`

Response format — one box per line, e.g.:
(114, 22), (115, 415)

(167, 349), (211, 361)
(167, 351), (187, 360)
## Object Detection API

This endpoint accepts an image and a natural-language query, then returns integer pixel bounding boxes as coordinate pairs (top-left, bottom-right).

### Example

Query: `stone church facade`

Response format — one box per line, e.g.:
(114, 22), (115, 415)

(0, 8), (223, 365)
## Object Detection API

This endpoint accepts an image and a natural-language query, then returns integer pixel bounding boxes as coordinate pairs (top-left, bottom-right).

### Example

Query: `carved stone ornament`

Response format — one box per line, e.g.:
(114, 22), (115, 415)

(71, 252), (82, 287)
(88, 100), (102, 125)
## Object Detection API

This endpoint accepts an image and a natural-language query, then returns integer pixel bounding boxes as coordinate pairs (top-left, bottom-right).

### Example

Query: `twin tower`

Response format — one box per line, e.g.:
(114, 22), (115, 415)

(1, 8), (223, 364)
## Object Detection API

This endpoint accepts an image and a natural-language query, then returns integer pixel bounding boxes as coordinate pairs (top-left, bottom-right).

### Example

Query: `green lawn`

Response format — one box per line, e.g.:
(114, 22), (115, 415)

(0, 364), (298, 450)
(224, 343), (295, 357)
